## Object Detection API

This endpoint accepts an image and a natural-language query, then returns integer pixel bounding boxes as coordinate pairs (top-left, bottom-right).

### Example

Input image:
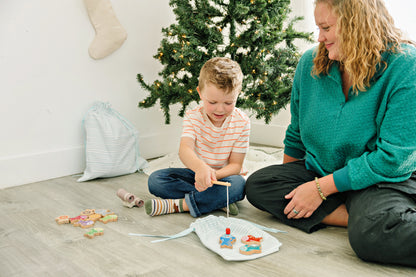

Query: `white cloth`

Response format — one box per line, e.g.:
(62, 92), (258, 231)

(129, 215), (285, 261)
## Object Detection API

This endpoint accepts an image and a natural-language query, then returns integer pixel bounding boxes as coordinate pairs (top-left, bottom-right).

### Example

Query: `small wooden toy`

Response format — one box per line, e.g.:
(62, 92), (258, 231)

(88, 213), (102, 222)
(80, 209), (95, 216)
(74, 220), (95, 228)
(219, 228), (236, 249)
(99, 214), (118, 224)
(70, 215), (88, 224)
(117, 189), (144, 208)
(241, 235), (263, 245)
(84, 228), (104, 239)
(94, 209), (114, 217)
(239, 244), (262, 255)
(55, 215), (70, 224)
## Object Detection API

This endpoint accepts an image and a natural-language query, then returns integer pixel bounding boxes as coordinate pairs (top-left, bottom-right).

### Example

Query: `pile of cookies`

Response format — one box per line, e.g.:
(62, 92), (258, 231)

(240, 235), (263, 255)
(219, 228), (263, 255)
(55, 208), (118, 239)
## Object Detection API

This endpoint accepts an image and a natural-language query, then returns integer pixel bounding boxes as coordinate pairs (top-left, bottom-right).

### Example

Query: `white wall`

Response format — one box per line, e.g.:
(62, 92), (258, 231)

(250, 0), (317, 147)
(0, 0), (182, 188)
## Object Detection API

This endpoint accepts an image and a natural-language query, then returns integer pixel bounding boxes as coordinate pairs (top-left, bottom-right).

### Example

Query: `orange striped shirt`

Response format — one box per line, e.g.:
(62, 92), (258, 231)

(181, 105), (250, 170)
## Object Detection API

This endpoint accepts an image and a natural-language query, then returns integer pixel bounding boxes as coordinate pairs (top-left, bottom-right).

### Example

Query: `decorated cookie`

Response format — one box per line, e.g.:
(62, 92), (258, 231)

(80, 209), (95, 216)
(239, 244), (262, 255)
(88, 213), (102, 222)
(219, 228), (236, 249)
(70, 215), (88, 224)
(55, 215), (70, 224)
(94, 209), (114, 217)
(241, 235), (263, 245)
(99, 214), (118, 224)
(75, 220), (95, 228)
(84, 228), (104, 239)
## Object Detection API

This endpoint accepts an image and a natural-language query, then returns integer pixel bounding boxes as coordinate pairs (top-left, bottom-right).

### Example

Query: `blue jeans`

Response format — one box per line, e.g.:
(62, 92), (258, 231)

(148, 168), (246, 217)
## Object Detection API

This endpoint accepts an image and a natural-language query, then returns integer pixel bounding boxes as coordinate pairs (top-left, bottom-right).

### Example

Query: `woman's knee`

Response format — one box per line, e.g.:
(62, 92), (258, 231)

(245, 173), (263, 204)
(348, 209), (415, 264)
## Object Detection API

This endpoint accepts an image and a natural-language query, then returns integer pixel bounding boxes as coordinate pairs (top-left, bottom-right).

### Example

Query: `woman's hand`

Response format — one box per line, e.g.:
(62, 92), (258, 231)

(284, 181), (323, 219)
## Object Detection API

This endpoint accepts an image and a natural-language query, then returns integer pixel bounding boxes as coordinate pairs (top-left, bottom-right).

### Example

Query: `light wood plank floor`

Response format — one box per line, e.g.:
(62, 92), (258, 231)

(0, 172), (415, 277)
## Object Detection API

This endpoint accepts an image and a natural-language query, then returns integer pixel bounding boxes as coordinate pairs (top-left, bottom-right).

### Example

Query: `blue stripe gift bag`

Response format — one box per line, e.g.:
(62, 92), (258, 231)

(78, 101), (148, 182)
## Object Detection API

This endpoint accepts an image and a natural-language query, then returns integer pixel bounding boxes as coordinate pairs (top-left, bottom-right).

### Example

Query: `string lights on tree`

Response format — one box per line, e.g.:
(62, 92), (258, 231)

(137, 0), (313, 124)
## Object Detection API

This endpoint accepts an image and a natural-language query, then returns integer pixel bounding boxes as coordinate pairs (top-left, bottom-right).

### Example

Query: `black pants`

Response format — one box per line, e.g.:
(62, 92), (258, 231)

(245, 160), (416, 267)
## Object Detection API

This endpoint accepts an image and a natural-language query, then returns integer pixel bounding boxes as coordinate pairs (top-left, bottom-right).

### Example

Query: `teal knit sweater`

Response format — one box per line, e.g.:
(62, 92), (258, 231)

(284, 44), (416, 192)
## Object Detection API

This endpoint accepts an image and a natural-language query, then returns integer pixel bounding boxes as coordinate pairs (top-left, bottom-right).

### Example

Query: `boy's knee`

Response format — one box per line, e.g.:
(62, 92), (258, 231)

(147, 172), (161, 192)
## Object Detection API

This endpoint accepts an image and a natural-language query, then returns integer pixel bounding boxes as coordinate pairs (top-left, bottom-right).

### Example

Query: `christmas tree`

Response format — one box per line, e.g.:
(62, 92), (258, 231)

(138, 0), (313, 124)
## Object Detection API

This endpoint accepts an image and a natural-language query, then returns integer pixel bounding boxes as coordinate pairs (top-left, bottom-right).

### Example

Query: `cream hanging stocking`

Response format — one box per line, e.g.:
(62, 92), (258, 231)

(84, 0), (127, 59)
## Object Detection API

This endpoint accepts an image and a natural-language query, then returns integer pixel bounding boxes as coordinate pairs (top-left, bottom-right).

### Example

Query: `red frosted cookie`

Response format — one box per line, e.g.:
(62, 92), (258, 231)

(70, 215), (88, 225)
(241, 235), (263, 245)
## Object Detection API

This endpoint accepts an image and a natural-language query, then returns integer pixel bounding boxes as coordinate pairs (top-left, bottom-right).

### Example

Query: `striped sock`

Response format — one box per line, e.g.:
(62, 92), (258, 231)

(145, 199), (184, 216)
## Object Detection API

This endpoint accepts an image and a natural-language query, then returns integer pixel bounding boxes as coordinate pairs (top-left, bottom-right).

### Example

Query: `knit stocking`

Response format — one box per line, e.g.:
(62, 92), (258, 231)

(84, 0), (127, 59)
(145, 199), (184, 216)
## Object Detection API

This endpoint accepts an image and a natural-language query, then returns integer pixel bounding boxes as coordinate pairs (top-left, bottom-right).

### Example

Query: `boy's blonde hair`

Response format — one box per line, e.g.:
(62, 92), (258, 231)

(313, 0), (414, 93)
(198, 57), (243, 94)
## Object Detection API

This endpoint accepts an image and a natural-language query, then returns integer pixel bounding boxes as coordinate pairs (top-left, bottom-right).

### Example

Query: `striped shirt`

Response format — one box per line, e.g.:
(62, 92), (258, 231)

(181, 105), (250, 171)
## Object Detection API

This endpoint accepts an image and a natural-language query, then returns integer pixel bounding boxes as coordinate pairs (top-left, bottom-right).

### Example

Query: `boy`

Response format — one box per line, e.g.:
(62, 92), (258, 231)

(145, 57), (250, 217)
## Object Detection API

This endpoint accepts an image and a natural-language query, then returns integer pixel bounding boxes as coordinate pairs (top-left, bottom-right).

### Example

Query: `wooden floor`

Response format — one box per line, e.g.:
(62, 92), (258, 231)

(1, 172), (415, 277)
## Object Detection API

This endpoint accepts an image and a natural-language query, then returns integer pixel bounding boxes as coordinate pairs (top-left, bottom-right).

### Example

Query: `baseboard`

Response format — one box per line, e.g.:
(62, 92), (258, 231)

(250, 122), (287, 148)
(0, 146), (86, 189)
(0, 131), (181, 189)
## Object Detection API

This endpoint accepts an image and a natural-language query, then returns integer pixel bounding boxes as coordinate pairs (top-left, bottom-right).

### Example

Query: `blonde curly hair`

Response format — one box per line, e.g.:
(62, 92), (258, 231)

(198, 57), (243, 95)
(312, 0), (414, 92)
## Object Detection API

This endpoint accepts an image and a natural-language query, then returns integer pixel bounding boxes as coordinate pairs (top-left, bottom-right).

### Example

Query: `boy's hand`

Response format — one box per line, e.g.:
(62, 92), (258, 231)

(194, 165), (216, 192)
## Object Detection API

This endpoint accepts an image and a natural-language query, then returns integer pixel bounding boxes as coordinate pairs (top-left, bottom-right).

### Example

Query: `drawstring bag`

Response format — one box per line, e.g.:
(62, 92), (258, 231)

(129, 215), (285, 261)
(78, 101), (148, 182)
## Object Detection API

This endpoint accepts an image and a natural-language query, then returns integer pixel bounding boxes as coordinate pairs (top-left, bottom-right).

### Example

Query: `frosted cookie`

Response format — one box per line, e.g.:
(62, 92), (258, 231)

(55, 215), (70, 224)
(99, 214), (118, 224)
(84, 228), (104, 239)
(80, 209), (95, 216)
(75, 220), (95, 228)
(241, 235), (263, 245)
(70, 215), (88, 225)
(219, 228), (236, 249)
(88, 213), (102, 222)
(94, 209), (114, 217)
(239, 244), (262, 255)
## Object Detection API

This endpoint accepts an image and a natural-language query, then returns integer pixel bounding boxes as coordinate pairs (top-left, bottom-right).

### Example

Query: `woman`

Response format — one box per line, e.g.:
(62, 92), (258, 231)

(246, 0), (416, 267)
